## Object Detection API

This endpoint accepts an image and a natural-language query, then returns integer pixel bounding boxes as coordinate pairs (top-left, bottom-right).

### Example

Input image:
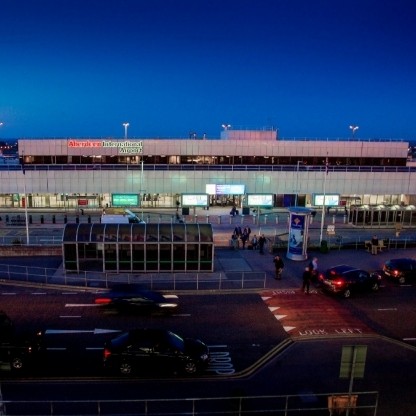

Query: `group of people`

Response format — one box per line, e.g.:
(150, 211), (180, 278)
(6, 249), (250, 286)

(231, 227), (267, 254)
(272, 254), (319, 294)
(231, 225), (251, 249)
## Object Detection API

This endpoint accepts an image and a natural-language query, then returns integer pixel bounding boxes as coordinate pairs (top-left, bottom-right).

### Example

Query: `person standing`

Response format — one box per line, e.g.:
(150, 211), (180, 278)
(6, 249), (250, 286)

(258, 234), (266, 254)
(302, 266), (312, 294)
(371, 235), (379, 255)
(251, 235), (258, 250)
(308, 257), (319, 281)
(273, 255), (284, 280)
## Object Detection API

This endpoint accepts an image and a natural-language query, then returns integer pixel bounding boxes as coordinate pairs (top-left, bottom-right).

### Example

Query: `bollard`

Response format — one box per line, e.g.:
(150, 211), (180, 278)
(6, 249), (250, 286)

(343, 215), (347, 224)
(40, 215), (44, 224)
(52, 214), (56, 224)
(88, 215), (91, 224)
(64, 215), (67, 224)
(195, 215), (198, 223)
(5, 215), (9, 223)
(332, 215), (336, 224)
(76, 215), (79, 224)
(218, 216), (221, 224)
(206, 215), (209, 223)
(29, 215), (32, 224)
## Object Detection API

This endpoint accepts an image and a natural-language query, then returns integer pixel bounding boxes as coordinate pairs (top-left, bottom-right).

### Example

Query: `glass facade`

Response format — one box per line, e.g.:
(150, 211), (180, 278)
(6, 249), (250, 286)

(63, 223), (214, 273)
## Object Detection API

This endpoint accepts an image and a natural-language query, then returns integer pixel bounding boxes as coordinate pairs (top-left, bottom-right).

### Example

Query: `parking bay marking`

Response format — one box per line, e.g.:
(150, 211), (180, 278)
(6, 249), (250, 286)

(206, 345), (235, 375)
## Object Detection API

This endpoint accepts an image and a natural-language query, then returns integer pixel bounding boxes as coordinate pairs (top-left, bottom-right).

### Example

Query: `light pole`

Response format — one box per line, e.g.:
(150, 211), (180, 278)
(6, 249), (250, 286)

(123, 122), (130, 139)
(294, 160), (303, 206)
(221, 124), (231, 130)
(349, 125), (359, 139)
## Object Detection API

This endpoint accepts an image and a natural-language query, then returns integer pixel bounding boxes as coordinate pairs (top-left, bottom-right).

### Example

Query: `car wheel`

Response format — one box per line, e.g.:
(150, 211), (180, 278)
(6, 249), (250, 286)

(10, 357), (24, 371)
(371, 283), (380, 291)
(399, 276), (406, 284)
(119, 362), (133, 375)
(343, 289), (351, 298)
(183, 360), (198, 374)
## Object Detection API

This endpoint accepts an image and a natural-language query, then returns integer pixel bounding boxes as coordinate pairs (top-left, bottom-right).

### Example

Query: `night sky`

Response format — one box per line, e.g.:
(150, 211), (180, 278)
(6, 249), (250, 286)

(1, 0), (415, 140)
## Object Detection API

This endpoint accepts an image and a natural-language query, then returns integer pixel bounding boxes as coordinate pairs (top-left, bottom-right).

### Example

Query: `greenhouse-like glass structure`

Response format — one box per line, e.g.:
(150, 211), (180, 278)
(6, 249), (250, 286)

(63, 223), (214, 273)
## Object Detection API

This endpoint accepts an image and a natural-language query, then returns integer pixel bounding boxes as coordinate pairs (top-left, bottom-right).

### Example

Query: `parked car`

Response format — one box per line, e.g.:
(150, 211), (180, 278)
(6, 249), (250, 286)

(0, 310), (14, 341)
(319, 265), (382, 298)
(94, 284), (179, 313)
(0, 311), (35, 372)
(383, 258), (416, 284)
(0, 339), (34, 372)
(103, 328), (210, 376)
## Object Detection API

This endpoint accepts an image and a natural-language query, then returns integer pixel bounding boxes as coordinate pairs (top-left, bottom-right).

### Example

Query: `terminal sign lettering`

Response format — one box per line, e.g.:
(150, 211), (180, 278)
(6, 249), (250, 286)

(68, 140), (143, 155)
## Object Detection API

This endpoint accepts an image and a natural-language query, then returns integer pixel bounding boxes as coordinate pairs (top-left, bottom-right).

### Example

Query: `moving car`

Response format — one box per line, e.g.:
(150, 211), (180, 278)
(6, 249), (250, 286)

(103, 328), (210, 376)
(94, 284), (179, 313)
(320, 265), (382, 298)
(383, 258), (416, 284)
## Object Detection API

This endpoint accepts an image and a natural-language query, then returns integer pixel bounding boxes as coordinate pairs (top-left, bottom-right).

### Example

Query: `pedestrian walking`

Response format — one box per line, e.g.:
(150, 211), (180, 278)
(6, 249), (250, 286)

(273, 255), (284, 280)
(302, 266), (312, 294)
(251, 235), (258, 250)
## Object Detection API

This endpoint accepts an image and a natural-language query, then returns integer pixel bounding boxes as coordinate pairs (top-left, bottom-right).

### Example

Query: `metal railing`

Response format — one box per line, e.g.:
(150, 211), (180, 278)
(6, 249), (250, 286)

(0, 162), (415, 173)
(0, 391), (379, 415)
(0, 263), (268, 290)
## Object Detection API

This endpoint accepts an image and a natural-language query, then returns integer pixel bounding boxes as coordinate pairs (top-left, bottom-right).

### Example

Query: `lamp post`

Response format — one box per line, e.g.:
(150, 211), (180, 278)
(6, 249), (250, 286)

(349, 125), (359, 139)
(123, 122), (130, 139)
(294, 160), (303, 206)
(221, 124), (231, 130)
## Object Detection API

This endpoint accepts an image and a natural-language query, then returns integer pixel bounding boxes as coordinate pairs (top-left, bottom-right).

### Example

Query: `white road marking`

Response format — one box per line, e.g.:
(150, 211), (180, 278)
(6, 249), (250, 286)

(274, 315), (287, 320)
(283, 326), (296, 332)
(45, 328), (121, 335)
(403, 337), (416, 341)
(268, 306), (280, 312)
(377, 308), (397, 311)
(60, 315), (82, 318)
(65, 304), (100, 307)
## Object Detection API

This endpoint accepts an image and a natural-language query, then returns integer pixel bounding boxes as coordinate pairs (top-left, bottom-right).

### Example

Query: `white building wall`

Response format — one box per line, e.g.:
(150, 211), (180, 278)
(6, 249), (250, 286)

(4, 169), (416, 196)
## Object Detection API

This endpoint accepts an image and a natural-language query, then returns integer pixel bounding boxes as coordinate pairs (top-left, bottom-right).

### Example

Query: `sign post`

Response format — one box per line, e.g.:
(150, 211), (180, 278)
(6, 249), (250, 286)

(339, 345), (367, 416)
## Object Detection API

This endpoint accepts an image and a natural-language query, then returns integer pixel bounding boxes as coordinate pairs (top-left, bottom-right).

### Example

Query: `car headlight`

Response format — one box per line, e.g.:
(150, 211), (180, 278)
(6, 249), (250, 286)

(200, 353), (209, 361)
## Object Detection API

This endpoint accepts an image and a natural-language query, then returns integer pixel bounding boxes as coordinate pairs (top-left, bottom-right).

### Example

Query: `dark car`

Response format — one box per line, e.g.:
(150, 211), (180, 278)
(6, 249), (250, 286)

(0, 310), (14, 341)
(103, 328), (210, 376)
(383, 258), (416, 284)
(320, 265), (382, 298)
(94, 284), (179, 313)
(0, 311), (34, 372)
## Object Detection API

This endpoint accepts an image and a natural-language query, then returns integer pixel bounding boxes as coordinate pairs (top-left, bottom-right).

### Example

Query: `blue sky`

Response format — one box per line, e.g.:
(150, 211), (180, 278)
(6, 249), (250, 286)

(1, 0), (415, 140)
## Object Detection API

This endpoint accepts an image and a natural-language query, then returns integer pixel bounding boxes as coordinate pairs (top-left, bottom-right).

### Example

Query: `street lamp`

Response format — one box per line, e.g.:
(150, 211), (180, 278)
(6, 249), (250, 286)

(349, 125), (359, 139)
(123, 122), (130, 139)
(294, 160), (303, 206)
(221, 124), (231, 130)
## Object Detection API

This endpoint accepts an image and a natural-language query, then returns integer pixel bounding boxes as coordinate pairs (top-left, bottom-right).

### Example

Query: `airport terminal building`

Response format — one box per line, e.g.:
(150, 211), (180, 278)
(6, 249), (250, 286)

(1, 129), (415, 215)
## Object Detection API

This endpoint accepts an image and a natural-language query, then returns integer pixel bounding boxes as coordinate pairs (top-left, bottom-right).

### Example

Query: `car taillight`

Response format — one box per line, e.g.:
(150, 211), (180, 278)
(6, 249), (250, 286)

(103, 348), (112, 360)
(95, 297), (112, 305)
(333, 279), (345, 286)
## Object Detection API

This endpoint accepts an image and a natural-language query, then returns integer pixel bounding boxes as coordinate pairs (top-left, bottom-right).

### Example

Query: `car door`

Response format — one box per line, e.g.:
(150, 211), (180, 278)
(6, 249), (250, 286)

(356, 271), (370, 291)
(150, 336), (180, 374)
(126, 340), (154, 373)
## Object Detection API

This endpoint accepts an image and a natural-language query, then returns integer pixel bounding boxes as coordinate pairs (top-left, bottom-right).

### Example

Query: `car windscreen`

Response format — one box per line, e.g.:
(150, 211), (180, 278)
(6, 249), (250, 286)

(166, 331), (185, 351)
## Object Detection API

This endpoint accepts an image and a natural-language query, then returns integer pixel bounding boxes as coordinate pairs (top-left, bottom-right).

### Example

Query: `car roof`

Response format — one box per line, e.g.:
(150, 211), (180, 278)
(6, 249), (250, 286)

(386, 258), (416, 264)
(327, 265), (363, 274)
